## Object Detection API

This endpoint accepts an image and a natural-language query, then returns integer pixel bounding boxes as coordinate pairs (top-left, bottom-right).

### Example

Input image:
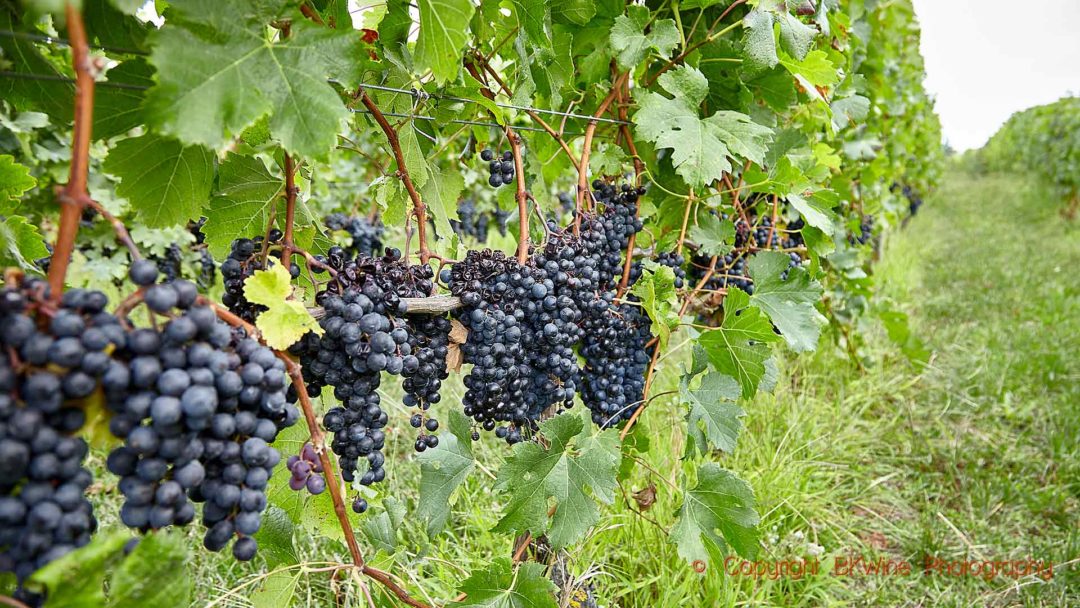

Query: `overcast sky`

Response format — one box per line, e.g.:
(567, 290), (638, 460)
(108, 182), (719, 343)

(911, 0), (1080, 151)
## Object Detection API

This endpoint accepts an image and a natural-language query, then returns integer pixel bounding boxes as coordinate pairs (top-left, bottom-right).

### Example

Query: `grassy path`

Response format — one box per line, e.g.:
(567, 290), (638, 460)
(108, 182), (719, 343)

(588, 169), (1079, 607)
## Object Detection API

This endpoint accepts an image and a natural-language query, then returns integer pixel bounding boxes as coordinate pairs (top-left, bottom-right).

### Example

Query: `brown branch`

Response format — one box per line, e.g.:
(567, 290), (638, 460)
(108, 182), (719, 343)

(46, 3), (95, 303)
(197, 299), (431, 608)
(280, 152), (299, 266)
(766, 194), (779, 247)
(353, 89), (432, 264)
(0, 595), (31, 608)
(575, 71), (630, 235)
(85, 199), (140, 259)
(615, 80), (644, 298)
(463, 60), (530, 263)
(675, 190), (696, 254)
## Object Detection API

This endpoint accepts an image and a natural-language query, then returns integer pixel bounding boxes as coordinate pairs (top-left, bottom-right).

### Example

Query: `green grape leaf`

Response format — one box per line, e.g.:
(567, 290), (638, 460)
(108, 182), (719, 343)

(418, 409), (476, 537)
(777, 11), (815, 61)
(245, 265), (323, 349)
(748, 251), (824, 352)
(550, 0), (596, 25)
(681, 372), (744, 456)
(741, 10), (778, 72)
(589, 142), (630, 177)
(362, 496), (407, 554)
(688, 213), (735, 257)
(671, 464), (760, 569)
(94, 59), (155, 140)
(203, 154), (283, 258)
(779, 49), (839, 87)
(414, 0), (476, 84)
(104, 133), (214, 228)
(449, 558), (558, 608)
(422, 163), (465, 241)
(511, 0), (551, 50)
(787, 192), (839, 232)
(697, 288), (781, 399)
(610, 5), (679, 70)
(106, 0), (144, 15)
(108, 531), (191, 608)
(830, 94), (870, 131)
(0, 155), (36, 202)
(251, 570), (300, 608)
(145, 6), (359, 158)
(634, 66), (772, 188)
(0, 10), (72, 121)
(630, 262), (680, 349)
(253, 506), (299, 569)
(492, 411), (620, 548)
(25, 529), (128, 606)
(0, 216), (50, 272)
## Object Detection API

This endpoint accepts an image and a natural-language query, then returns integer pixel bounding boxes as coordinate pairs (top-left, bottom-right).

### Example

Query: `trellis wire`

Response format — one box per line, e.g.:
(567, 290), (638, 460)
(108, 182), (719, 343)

(1, 29), (632, 128)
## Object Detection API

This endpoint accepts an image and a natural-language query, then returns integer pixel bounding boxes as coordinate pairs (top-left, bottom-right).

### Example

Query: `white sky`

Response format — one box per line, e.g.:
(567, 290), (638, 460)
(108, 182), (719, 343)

(911, 0), (1080, 151)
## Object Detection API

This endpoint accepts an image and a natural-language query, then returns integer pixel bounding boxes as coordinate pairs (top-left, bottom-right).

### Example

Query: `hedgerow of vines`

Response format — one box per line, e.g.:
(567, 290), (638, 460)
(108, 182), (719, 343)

(0, 0), (941, 605)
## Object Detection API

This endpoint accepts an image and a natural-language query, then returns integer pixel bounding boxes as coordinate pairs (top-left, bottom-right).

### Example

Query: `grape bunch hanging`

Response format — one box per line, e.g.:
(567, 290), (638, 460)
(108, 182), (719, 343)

(480, 149), (516, 188)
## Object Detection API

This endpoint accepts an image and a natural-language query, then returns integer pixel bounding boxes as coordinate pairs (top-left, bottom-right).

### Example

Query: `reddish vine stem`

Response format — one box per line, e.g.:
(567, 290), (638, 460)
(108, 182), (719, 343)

(198, 299), (431, 608)
(473, 56), (581, 171)
(575, 71), (629, 236)
(766, 193), (779, 246)
(85, 199), (141, 259)
(280, 152), (299, 265)
(463, 60), (530, 262)
(353, 89), (432, 264)
(675, 190), (696, 254)
(0, 595), (31, 608)
(46, 3), (95, 303)
(615, 80), (644, 299)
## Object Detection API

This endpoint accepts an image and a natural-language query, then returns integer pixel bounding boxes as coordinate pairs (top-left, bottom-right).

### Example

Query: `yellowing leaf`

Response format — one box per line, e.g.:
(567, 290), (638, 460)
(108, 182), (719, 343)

(244, 265), (322, 350)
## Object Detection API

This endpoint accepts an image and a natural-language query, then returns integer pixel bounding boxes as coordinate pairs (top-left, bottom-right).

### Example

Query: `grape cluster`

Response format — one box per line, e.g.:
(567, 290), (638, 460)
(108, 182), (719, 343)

(295, 248), (434, 485)
(579, 181), (645, 286)
(480, 149), (516, 188)
(153, 242), (216, 289)
(221, 232), (300, 323)
(0, 279), (111, 595)
(324, 213), (384, 258)
(403, 315), (450, 452)
(688, 213), (806, 298)
(106, 261), (296, 562)
(851, 215), (875, 245)
(451, 199), (509, 241)
(654, 251), (687, 288)
(287, 443), (325, 495)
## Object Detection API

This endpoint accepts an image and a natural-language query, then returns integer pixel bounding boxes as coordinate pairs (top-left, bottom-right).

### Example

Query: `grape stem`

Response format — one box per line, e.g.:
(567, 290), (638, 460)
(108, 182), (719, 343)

(198, 298), (432, 608)
(615, 79), (644, 299)
(0, 594), (31, 608)
(574, 71), (629, 236)
(351, 89), (433, 265)
(280, 152), (299, 267)
(45, 3), (95, 303)
(85, 199), (141, 259)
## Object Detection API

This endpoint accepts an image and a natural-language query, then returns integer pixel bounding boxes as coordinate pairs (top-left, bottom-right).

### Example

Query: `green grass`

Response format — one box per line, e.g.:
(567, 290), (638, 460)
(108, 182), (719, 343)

(86, 169), (1080, 607)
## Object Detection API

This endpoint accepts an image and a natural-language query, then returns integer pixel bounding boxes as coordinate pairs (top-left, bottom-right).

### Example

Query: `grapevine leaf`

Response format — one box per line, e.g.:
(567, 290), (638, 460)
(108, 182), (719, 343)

(203, 154), (283, 258)
(422, 163), (465, 241)
(511, 0), (551, 50)
(589, 142), (629, 177)
(492, 411), (620, 548)
(697, 288), (781, 399)
(245, 265), (323, 350)
(145, 6), (358, 158)
(687, 214), (735, 257)
(94, 59), (155, 140)
(879, 309), (932, 365)
(0, 154), (36, 202)
(0, 216), (50, 272)
(830, 94), (870, 131)
(671, 464), (760, 568)
(748, 251), (824, 352)
(362, 497), (407, 554)
(787, 192), (839, 232)
(253, 506), (299, 569)
(0, 10), (72, 121)
(681, 372), (744, 456)
(779, 49), (839, 87)
(251, 570), (300, 608)
(550, 0), (596, 25)
(108, 531), (191, 608)
(610, 6), (679, 71)
(741, 10), (778, 72)
(104, 133), (215, 228)
(777, 11), (815, 61)
(414, 0), (475, 84)
(106, 0), (144, 15)
(24, 529), (128, 606)
(630, 262), (680, 349)
(634, 66), (772, 188)
(449, 558), (558, 608)
(418, 409), (476, 537)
